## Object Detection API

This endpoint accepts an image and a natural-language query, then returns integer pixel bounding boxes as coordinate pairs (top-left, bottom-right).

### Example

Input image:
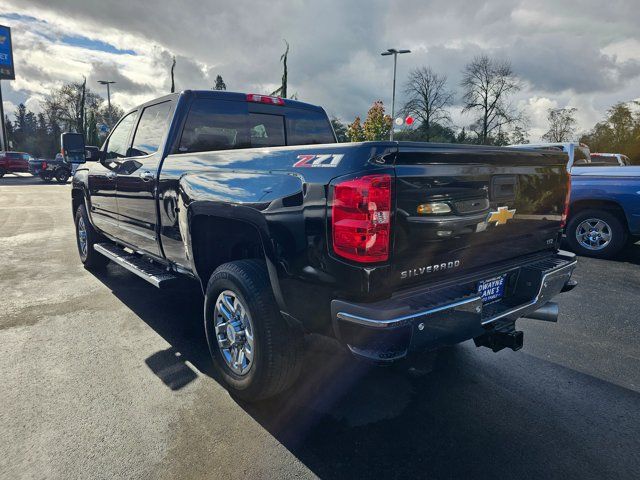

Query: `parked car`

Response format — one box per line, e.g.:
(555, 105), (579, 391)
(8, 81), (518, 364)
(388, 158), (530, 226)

(0, 151), (32, 177)
(590, 153), (632, 166)
(510, 142), (640, 258)
(62, 90), (577, 401)
(29, 153), (73, 183)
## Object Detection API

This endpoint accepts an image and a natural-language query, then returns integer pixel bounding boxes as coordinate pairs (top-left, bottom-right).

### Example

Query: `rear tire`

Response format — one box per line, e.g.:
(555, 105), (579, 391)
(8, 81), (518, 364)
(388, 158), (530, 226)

(74, 204), (110, 269)
(0, 168), (5, 178)
(204, 259), (303, 401)
(566, 209), (627, 259)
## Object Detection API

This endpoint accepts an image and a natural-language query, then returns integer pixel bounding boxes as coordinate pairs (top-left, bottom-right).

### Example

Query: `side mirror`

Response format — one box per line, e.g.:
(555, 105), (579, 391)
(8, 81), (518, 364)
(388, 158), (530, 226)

(60, 132), (86, 164)
(85, 146), (101, 162)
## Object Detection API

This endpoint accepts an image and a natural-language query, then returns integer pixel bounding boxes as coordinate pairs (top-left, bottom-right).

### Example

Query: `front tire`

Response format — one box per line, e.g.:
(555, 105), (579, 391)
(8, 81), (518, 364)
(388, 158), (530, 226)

(55, 168), (70, 183)
(74, 204), (110, 269)
(566, 209), (627, 258)
(204, 259), (303, 401)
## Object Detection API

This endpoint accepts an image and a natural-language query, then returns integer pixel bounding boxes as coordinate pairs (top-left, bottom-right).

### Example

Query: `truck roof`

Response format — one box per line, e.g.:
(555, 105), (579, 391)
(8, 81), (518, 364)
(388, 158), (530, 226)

(133, 90), (327, 113)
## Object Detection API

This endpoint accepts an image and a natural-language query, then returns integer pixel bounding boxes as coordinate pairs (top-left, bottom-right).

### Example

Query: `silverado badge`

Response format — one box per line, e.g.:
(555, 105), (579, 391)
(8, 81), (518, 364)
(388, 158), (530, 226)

(487, 206), (516, 226)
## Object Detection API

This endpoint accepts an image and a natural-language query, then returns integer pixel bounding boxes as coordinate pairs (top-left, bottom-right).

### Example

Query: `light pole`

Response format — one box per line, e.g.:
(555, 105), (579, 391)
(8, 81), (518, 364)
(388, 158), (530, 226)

(381, 48), (410, 141)
(98, 80), (116, 126)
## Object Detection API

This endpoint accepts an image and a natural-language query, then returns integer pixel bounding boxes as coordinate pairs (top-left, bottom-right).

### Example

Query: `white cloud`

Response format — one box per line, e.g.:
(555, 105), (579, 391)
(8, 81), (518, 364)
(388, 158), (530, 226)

(3, 100), (17, 117)
(0, 0), (638, 140)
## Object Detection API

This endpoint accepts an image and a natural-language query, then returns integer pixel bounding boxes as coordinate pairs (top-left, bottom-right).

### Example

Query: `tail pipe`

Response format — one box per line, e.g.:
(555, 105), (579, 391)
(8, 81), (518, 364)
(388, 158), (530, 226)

(523, 302), (559, 322)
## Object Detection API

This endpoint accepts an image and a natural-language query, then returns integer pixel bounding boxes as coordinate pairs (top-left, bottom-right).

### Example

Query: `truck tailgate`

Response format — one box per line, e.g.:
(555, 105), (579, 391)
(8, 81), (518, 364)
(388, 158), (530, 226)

(391, 145), (568, 290)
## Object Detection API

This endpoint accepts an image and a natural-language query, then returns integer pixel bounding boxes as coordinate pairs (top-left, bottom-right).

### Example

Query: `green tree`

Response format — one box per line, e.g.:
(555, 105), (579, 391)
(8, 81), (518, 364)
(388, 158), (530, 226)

(86, 109), (99, 146)
(4, 115), (14, 149)
(510, 125), (529, 144)
(363, 101), (392, 141)
(347, 116), (365, 142)
(330, 117), (348, 142)
(213, 75), (227, 90)
(395, 122), (457, 143)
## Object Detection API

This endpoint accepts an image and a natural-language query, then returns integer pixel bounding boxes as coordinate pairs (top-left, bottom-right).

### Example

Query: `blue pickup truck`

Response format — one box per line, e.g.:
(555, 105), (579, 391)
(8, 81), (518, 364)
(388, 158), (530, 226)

(512, 142), (640, 258)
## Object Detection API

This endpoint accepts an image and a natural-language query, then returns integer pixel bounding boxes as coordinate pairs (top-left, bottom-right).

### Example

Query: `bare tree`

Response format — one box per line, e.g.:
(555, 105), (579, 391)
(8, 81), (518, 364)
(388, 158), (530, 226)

(44, 80), (101, 133)
(542, 107), (577, 142)
(270, 40), (289, 98)
(170, 56), (176, 93)
(402, 67), (454, 141)
(461, 55), (521, 144)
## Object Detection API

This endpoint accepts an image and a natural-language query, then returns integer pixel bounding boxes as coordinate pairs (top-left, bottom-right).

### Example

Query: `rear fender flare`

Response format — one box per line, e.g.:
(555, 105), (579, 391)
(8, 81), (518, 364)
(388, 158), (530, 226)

(186, 202), (288, 314)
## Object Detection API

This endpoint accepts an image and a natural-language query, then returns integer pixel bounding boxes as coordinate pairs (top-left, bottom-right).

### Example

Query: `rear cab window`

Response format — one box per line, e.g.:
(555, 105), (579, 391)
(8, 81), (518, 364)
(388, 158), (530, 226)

(589, 155), (620, 166)
(177, 97), (335, 154)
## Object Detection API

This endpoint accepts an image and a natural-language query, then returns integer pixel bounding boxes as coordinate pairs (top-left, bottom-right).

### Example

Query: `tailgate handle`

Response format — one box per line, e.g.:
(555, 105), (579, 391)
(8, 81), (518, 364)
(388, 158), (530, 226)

(491, 175), (517, 201)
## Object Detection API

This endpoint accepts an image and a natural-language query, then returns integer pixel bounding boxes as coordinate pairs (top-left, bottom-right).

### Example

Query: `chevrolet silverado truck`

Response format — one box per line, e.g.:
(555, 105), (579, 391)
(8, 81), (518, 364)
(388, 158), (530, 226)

(62, 90), (577, 400)
(512, 142), (640, 258)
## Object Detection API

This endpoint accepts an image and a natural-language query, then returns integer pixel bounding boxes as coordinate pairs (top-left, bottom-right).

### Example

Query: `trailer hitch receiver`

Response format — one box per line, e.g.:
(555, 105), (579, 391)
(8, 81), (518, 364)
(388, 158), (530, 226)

(474, 329), (524, 352)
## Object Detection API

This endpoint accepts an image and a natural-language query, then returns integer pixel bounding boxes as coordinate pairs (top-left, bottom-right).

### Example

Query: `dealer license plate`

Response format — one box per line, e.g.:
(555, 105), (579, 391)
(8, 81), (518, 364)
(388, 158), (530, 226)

(477, 275), (507, 304)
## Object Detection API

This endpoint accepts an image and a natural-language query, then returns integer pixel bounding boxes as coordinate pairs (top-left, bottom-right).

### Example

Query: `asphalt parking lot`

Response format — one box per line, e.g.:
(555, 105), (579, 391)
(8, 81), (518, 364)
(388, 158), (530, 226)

(1, 175), (639, 479)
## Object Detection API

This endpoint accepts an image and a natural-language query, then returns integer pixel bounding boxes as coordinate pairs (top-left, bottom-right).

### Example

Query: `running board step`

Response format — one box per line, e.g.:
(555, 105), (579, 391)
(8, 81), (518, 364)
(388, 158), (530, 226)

(94, 243), (179, 288)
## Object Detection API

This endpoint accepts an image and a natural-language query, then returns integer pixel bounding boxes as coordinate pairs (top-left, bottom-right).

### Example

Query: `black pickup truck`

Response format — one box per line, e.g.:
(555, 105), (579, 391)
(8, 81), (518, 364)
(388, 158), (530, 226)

(28, 154), (73, 183)
(62, 90), (577, 400)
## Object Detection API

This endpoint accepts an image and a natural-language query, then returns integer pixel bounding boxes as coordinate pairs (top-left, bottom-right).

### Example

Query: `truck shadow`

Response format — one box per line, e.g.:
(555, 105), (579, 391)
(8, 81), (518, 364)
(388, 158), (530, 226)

(613, 240), (640, 265)
(89, 265), (640, 480)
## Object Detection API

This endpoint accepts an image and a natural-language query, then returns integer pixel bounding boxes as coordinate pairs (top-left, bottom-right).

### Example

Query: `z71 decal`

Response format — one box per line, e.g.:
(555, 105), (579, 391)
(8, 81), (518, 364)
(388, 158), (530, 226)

(293, 154), (344, 168)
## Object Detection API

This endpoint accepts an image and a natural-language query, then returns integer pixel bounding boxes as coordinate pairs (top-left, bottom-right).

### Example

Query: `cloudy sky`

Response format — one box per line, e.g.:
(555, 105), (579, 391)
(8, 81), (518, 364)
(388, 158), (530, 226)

(1, 0), (639, 140)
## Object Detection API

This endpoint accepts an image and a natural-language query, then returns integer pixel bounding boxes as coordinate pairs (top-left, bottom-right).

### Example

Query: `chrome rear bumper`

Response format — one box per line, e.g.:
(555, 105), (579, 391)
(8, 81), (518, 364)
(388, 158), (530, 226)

(331, 251), (577, 362)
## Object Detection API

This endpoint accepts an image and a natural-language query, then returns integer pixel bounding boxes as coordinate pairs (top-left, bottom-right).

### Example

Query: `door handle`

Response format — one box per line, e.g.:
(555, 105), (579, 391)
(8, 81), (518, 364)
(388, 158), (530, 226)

(106, 171), (116, 180)
(139, 170), (155, 182)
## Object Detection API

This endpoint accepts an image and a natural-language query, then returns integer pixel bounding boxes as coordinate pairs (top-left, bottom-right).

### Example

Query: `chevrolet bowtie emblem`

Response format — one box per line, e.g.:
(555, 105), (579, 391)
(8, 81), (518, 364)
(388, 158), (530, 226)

(488, 206), (516, 226)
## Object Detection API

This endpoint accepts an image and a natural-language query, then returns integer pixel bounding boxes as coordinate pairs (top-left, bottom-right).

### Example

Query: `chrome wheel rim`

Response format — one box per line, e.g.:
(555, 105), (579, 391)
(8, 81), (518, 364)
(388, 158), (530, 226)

(77, 217), (88, 257)
(576, 218), (612, 251)
(213, 290), (254, 376)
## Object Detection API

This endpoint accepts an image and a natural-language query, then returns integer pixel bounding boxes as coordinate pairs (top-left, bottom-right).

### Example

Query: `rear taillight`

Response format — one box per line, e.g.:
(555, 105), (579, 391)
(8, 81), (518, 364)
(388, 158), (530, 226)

(41, 161), (47, 169)
(560, 174), (571, 228)
(331, 174), (392, 263)
(246, 93), (285, 105)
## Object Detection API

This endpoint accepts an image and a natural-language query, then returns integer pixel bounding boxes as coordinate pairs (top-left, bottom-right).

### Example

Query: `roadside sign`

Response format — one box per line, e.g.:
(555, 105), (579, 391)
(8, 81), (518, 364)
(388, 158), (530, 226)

(0, 25), (15, 80)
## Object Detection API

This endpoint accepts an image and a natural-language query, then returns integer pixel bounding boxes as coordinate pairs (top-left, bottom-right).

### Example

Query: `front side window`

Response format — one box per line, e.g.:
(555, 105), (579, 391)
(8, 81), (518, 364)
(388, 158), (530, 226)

(105, 111), (138, 160)
(130, 101), (173, 156)
(178, 99), (249, 153)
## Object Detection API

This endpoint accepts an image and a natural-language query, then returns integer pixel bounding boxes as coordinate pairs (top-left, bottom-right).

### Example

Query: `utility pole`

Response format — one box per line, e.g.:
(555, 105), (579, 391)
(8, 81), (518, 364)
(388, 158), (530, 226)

(381, 48), (410, 141)
(0, 79), (6, 151)
(98, 80), (116, 126)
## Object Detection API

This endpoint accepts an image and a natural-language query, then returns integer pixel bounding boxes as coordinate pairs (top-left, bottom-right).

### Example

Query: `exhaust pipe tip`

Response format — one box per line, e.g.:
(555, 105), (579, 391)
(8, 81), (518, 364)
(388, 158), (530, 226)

(524, 302), (559, 322)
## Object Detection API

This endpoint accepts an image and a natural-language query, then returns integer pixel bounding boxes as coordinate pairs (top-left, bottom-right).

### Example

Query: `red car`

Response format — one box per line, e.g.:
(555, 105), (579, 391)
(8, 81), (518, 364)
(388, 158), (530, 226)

(0, 151), (32, 177)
